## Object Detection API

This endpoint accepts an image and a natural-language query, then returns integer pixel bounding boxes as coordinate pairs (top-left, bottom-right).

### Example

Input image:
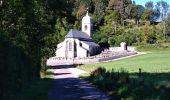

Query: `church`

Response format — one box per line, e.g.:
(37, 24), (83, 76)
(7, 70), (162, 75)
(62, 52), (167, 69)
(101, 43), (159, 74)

(55, 11), (100, 58)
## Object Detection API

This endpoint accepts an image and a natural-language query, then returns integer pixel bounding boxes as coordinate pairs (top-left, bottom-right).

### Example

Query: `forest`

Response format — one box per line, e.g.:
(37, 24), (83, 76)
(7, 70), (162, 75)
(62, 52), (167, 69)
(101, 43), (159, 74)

(0, 0), (170, 99)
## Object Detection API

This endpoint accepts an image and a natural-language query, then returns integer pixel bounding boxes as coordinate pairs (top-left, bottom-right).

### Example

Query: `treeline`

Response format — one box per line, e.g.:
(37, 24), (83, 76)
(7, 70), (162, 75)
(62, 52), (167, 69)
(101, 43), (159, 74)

(53, 0), (170, 46)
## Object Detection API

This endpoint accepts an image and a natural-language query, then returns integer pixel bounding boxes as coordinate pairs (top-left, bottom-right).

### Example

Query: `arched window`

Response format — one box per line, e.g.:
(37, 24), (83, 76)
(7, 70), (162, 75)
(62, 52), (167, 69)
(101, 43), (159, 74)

(85, 25), (88, 31)
(69, 42), (72, 51)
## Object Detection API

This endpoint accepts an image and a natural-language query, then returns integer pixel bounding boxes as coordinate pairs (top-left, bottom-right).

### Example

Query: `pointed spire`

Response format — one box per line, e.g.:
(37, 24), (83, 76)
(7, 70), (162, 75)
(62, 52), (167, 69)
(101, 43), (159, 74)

(86, 7), (89, 16)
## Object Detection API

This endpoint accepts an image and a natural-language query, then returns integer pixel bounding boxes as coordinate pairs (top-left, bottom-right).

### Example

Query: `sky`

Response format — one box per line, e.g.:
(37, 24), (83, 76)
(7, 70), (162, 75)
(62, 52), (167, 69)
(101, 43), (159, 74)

(134, 0), (170, 7)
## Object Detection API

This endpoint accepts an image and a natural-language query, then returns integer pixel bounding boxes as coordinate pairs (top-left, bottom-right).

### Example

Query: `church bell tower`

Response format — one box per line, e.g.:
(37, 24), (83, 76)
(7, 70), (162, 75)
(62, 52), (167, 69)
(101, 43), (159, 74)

(82, 9), (93, 37)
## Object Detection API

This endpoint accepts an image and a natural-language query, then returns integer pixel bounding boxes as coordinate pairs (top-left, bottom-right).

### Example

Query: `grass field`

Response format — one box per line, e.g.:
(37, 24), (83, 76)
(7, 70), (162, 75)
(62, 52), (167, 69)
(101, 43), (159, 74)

(78, 47), (170, 100)
(78, 48), (170, 73)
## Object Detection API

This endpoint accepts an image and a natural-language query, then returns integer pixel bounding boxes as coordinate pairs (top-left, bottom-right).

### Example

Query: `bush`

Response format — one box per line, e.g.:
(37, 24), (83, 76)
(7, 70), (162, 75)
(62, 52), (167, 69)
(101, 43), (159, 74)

(87, 67), (170, 100)
(89, 67), (131, 99)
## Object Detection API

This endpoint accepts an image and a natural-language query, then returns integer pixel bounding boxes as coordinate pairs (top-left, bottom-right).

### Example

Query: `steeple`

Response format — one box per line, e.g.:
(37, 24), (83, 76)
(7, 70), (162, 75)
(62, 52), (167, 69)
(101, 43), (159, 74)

(82, 8), (93, 37)
(86, 8), (89, 16)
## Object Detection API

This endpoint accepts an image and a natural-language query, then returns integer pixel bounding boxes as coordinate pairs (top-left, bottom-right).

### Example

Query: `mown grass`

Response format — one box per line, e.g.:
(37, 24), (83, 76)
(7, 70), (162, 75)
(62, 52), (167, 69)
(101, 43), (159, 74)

(78, 46), (170, 100)
(78, 48), (170, 73)
(12, 78), (52, 100)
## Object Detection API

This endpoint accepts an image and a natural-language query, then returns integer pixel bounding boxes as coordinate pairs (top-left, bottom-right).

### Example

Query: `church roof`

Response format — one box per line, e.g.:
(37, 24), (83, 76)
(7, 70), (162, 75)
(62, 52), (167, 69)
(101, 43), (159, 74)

(83, 41), (99, 47)
(65, 29), (93, 42)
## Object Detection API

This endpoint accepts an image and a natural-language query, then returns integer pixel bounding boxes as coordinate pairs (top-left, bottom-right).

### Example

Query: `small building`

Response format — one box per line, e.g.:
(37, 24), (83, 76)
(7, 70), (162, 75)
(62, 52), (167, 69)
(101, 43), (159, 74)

(55, 11), (100, 58)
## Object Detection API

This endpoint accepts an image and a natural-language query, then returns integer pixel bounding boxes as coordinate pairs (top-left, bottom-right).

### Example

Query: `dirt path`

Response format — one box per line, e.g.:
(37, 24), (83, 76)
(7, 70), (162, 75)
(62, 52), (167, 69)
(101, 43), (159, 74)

(47, 65), (113, 100)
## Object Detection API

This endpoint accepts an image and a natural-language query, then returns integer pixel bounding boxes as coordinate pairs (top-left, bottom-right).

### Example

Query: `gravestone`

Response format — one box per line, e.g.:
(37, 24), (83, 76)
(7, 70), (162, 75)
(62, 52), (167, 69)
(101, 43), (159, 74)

(120, 42), (127, 51)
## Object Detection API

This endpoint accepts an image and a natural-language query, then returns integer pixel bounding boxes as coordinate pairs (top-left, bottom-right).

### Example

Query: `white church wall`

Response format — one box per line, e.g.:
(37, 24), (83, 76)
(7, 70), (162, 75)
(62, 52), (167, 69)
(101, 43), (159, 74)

(77, 46), (87, 58)
(81, 41), (90, 50)
(56, 46), (65, 57)
(82, 23), (92, 37)
(55, 41), (66, 57)
(75, 39), (87, 58)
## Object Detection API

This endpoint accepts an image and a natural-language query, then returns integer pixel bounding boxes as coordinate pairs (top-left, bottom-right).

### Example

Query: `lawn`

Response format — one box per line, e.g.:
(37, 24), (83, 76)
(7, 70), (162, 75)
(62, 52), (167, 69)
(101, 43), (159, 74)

(78, 49), (170, 73)
(78, 47), (170, 100)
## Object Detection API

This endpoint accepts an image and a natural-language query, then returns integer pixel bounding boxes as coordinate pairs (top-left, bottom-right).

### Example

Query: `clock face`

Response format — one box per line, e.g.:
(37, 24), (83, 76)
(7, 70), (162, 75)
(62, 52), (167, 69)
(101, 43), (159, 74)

(85, 25), (88, 31)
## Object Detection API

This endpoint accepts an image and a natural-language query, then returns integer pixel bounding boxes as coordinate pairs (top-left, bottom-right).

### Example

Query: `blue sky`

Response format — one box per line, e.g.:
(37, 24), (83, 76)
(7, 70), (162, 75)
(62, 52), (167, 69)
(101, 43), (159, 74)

(134, 0), (170, 6)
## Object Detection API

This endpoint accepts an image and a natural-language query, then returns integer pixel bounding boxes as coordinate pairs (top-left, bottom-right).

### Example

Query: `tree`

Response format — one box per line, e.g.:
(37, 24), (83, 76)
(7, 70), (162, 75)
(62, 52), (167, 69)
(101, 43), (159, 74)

(0, 0), (72, 77)
(145, 1), (154, 10)
(131, 5), (144, 24)
(150, 8), (161, 22)
(92, 0), (108, 30)
(156, 1), (169, 20)
(55, 18), (68, 43)
(72, 0), (93, 20)
(106, 0), (131, 26)
(166, 15), (170, 37)
(115, 0), (131, 26)
(141, 9), (153, 21)
(156, 1), (170, 39)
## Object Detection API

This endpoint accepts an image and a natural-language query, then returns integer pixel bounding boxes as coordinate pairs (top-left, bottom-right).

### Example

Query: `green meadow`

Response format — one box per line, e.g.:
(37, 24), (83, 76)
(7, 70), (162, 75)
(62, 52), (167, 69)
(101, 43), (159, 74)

(78, 48), (170, 73)
(78, 47), (170, 100)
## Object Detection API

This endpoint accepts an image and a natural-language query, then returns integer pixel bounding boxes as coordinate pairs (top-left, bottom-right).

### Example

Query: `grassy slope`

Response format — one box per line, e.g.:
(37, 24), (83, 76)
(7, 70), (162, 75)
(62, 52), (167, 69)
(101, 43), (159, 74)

(78, 48), (170, 73)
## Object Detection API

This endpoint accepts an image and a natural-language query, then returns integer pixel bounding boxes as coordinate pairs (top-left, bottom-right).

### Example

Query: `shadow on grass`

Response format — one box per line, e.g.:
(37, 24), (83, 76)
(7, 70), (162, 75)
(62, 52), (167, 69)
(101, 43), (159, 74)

(85, 67), (170, 100)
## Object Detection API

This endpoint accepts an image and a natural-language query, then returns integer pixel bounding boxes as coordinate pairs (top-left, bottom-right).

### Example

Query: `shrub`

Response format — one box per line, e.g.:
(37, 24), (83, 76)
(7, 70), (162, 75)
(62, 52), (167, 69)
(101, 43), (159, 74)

(87, 67), (170, 100)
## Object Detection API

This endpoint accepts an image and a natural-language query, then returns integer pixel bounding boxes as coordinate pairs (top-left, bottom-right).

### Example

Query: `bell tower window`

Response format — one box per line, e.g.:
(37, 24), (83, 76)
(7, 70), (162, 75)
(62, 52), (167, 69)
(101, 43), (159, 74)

(85, 25), (88, 31)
